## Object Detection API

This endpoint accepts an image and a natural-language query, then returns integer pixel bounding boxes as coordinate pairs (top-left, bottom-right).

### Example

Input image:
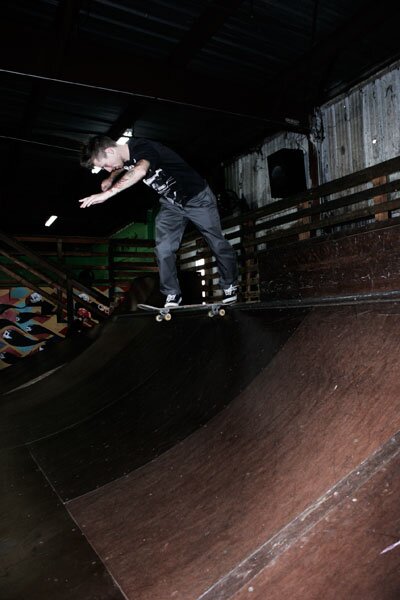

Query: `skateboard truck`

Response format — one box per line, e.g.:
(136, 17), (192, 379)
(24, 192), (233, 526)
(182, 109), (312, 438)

(155, 309), (172, 322)
(207, 305), (226, 319)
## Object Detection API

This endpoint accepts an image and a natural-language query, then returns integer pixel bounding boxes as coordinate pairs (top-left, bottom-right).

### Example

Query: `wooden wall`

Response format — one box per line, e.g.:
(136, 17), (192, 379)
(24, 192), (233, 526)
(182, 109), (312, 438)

(259, 223), (400, 300)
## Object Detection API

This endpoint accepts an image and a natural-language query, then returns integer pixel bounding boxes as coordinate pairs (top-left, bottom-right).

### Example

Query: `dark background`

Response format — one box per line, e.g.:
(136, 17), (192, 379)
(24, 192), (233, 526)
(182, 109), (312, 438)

(1, 0), (399, 236)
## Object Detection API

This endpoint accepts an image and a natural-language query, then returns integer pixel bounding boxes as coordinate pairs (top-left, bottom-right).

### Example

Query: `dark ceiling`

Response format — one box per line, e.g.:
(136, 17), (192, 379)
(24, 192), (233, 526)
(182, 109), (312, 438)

(1, 0), (400, 237)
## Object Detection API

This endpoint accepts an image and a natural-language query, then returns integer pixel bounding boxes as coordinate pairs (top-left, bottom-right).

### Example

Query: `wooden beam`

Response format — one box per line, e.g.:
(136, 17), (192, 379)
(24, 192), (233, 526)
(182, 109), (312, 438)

(0, 230), (109, 305)
(260, 0), (400, 106)
(373, 176), (389, 222)
(0, 264), (62, 309)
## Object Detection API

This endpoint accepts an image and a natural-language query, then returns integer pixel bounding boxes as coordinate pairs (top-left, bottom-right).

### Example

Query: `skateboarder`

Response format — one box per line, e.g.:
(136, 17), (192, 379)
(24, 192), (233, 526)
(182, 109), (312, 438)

(79, 136), (238, 307)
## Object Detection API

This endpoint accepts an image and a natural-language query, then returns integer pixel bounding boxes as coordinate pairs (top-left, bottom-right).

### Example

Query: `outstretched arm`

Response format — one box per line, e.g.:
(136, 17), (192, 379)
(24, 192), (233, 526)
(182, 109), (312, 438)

(79, 159), (150, 208)
(101, 168), (124, 192)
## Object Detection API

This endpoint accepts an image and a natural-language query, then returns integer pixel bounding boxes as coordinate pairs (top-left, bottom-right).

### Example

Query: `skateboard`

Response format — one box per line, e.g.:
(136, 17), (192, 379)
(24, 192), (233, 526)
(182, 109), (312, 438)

(138, 302), (228, 322)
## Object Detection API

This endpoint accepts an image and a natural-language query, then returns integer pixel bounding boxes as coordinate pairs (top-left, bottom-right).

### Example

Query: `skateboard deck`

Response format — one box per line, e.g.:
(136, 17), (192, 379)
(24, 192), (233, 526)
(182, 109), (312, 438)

(138, 302), (228, 322)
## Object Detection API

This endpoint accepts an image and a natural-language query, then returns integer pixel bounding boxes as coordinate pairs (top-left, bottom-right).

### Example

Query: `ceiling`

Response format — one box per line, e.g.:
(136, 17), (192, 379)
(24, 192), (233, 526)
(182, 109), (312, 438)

(1, 0), (400, 237)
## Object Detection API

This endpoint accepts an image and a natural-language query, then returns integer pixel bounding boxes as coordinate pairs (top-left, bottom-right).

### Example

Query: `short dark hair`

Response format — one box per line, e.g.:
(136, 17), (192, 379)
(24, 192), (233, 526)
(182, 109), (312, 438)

(80, 135), (117, 169)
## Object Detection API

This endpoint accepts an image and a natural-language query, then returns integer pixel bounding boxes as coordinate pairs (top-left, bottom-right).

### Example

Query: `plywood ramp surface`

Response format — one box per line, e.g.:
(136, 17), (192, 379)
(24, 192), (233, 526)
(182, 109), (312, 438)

(68, 306), (400, 599)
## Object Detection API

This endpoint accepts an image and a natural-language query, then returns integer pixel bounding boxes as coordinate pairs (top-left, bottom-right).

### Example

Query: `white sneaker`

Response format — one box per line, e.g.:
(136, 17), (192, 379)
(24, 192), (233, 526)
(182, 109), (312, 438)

(164, 294), (182, 308)
(222, 285), (238, 304)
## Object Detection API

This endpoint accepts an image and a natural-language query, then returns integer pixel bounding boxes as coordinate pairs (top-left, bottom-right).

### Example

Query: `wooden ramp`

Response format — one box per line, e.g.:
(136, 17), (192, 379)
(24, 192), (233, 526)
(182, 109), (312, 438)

(63, 305), (400, 599)
(1, 306), (303, 599)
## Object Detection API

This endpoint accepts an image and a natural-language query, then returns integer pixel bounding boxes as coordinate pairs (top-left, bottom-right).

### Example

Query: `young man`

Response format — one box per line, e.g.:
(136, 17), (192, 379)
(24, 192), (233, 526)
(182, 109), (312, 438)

(79, 136), (238, 307)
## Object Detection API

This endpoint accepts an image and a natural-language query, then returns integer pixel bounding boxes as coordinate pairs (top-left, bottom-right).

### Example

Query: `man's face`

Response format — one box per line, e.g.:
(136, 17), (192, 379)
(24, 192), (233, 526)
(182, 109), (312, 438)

(93, 147), (124, 172)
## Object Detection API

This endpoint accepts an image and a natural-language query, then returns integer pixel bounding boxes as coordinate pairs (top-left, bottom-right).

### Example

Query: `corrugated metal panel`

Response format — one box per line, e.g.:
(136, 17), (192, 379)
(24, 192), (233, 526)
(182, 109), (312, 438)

(6, 0), (369, 89)
(224, 132), (310, 247)
(191, 0), (366, 86)
(316, 60), (400, 228)
(4, 0), (57, 28)
(0, 74), (33, 131)
(225, 132), (310, 210)
(77, 0), (206, 59)
(319, 60), (400, 181)
(225, 59), (400, 234)
(33, 86), (129, 143)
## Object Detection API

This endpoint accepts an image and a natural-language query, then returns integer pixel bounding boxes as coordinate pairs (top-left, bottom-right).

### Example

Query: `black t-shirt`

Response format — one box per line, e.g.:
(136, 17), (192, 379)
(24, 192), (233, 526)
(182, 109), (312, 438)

(125, 138), (206, 205)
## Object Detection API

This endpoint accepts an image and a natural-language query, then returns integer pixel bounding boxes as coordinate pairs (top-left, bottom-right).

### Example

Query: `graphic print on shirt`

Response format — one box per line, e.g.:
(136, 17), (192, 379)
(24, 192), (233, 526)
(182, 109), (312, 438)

(125, 160), (180, 203)
(143, 168), (178, 203)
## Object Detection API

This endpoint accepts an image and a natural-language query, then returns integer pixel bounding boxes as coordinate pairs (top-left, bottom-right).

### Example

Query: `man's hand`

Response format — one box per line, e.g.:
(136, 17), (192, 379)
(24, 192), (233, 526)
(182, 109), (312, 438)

(79, 192), (109, 208)
(79, 159), (150, 208)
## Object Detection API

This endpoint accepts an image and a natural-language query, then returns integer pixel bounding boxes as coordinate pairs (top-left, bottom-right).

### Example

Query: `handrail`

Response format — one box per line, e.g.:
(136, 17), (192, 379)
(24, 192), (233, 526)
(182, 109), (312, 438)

(0, 230), (109, 307)
(0, 230), (110, 322)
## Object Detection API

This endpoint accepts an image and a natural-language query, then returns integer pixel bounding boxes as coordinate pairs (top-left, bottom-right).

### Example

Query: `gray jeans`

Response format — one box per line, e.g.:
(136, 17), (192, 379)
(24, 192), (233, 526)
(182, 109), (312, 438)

(155, 186), (238, 296)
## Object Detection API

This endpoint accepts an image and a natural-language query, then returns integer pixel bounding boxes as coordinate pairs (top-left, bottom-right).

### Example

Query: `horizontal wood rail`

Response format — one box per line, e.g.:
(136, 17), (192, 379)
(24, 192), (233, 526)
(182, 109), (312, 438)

(0, 231), (111, 326)
(179, 155), (400, 302)
(0, 235), (157, 310)
(3, 155), (400, 306)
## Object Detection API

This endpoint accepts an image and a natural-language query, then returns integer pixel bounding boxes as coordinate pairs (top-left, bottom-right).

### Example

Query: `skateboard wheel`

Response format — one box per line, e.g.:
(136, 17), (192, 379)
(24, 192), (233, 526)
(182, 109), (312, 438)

(219, 308), (226, 317)
(164, 312), (172, 321)
(207, 310), (214, 318)
(155, 314), (163, 322)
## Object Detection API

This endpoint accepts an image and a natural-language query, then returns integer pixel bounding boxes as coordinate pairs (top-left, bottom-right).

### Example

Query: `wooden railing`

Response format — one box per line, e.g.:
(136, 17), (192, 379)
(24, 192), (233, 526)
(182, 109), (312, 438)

(2, 155), (400, 307)
(179, 155), (400, 302)
(0, 232), (111, 326)
(108, 238), (157, 303)
(0, 234), (157, 303)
